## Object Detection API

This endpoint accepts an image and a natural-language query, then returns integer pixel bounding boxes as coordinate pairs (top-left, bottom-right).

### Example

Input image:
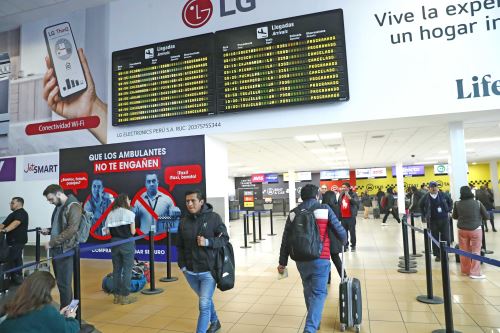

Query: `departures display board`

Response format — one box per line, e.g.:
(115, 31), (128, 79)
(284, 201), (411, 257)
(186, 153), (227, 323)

(111, 10), (348, 125)
(112, 34), (216, 125)
(215, 9), (348, 113)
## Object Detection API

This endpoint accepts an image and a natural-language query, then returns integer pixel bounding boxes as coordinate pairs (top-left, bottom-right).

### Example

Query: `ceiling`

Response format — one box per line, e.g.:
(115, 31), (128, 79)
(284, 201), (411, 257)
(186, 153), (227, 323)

(212, 110), (500, 177)
(0, 0), (116, 32)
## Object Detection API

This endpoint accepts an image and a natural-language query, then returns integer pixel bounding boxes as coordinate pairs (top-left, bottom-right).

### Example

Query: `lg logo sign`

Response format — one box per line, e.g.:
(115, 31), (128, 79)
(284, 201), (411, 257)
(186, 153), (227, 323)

(182, 0), (256, 28)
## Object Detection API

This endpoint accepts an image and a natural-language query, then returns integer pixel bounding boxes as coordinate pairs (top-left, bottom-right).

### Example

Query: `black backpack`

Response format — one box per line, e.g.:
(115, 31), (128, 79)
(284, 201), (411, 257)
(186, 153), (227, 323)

(287, 203), (325, 261)
(213, 242), (235, 291)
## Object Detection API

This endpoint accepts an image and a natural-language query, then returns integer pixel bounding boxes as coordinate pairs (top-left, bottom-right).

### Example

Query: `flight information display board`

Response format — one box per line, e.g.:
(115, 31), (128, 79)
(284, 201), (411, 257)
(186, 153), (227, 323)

(112, 34), (215, 125)
(216, 9), (349, 113)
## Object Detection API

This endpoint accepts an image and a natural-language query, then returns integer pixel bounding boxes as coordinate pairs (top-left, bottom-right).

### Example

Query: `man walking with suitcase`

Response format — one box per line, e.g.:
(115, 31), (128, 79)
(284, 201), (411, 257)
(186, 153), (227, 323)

(278, 184), (347, 333)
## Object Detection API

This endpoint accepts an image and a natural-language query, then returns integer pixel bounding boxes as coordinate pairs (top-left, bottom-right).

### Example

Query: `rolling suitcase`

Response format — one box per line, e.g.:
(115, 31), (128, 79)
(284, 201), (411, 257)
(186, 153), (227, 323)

(339, 250), (362, 332)
(373, 207), (380, 219)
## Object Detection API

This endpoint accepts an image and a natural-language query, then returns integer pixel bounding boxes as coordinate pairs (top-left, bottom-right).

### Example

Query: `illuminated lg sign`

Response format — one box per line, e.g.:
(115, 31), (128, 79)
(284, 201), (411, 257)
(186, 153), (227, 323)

(182, 0), (256, 28)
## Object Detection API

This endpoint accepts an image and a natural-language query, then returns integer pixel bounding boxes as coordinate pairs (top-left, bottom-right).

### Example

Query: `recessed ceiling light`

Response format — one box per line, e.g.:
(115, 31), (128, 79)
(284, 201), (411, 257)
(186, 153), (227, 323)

(465, 137), (500, 143)
(319, 132), (342, 140)
(295, 135), (319, 142)
(371, 135), (385, 139)
(438, 150), (448, 154)
(472, 162), (477, 165)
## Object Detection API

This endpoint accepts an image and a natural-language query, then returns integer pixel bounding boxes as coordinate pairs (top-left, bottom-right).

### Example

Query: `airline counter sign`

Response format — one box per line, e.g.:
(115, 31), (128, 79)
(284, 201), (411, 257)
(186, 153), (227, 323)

(434, 164), (449, 175)
(23, 154), (59, 181)
(0, 157), (16, 182)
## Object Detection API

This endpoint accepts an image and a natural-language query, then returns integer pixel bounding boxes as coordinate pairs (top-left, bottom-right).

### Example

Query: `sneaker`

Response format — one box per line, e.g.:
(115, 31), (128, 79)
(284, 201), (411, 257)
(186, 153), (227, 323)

(435, 256), (441, 262)
(381, 223), (387, 226)
(493, 228), (498, 232)
(113, 294), (121, 304)
(351, 247), (356, 252)
(120, 295), (138, 305)
(469, 275), (486, 279)
(207, 319), (221, 333)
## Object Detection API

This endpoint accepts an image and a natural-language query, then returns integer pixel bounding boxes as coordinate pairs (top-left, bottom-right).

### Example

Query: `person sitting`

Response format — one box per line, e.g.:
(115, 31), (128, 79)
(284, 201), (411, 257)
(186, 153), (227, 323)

(0, 271), (79, 333)
(452, 186), (489, 279)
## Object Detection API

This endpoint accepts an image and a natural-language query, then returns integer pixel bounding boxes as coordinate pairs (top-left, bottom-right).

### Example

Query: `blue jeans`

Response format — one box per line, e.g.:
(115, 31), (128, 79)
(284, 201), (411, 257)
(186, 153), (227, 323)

(296, 259), (331, 333)
(111, 238), (135, 296)
(184, 271), (218, 333)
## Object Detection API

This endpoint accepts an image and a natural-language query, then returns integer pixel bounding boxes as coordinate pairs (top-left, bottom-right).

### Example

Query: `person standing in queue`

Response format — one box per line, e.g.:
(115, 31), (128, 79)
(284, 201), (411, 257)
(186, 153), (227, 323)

(339, 182), (359, 252)
(176, 189), (228, 333)
(41, 184), (81, 309)
(0, 197), (29, 285)
(102, 193), (137, 305)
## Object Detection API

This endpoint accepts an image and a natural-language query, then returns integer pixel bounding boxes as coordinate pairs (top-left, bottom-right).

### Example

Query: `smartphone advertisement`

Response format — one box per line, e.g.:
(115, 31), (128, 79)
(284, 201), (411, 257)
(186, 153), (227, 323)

(44, 22), (87, 99)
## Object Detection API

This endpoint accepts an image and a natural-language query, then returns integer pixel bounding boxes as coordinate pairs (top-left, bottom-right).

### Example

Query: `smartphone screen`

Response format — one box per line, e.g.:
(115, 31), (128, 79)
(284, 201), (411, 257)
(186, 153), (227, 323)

(44, 22), (87, 99)
(66, 299), (79, 312)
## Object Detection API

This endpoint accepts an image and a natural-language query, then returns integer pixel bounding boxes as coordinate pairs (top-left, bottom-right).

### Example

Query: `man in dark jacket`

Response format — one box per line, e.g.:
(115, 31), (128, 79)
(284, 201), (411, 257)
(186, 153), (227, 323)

(476, 186), (496, 232)
(42, 184), (81, 308)
(177, 189), (228, 333)
(381, 187), (401, 225)
(0, 197), (29, 285)
(419, 181), (453, 261)
(278, 184), (346, 333)
(409, 186), (424, 222)
(339, 182), (360, 252)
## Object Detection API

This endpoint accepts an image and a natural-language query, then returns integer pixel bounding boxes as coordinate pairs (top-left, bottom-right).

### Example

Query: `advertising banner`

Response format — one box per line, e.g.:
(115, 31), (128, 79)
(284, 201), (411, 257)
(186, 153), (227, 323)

(320, 169), (350, 180)
(22, 153), (58, 181)
(0, 157), (16, 182)
(356, 167), (387, 179)
(59, 135), (205, 261)
(392, 165), (425, 177)
(434, 164), (449, 175)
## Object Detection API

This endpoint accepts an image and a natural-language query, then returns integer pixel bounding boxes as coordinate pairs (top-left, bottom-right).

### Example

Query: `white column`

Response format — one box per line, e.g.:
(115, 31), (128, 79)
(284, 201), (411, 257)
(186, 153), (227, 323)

(395, 162), (405, 216)
(204, 136), (229, 228)
(448, 122), (468, 201)
(288, 170), (296, 210)
(490, 160), (500, 208)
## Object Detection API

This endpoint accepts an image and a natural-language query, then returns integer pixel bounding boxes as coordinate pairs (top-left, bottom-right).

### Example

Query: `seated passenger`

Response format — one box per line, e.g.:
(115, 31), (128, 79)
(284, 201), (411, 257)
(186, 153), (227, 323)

(0, 271), (79, 333)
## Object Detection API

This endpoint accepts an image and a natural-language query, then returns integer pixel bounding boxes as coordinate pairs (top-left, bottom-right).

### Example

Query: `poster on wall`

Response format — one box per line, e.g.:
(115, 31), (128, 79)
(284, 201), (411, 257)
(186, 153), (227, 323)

(0, 6), (109, 157)
(59, 135), (205, 261)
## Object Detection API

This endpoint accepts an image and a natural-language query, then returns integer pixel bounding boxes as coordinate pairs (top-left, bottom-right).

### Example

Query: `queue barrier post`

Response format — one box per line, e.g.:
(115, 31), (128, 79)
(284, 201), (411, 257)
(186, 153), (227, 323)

(432, 241), (461, 333)
(0, 262), (8, 294)
(250, 212), (259, 244)
(482, 224), (494, 255)
(246, 211), (252, 235)
(160, 231), (178, 283)
(241, 214), (251, 249)
(141, 229), (164, 295)
(35, 227), (41, 264)
(417, 229), (443, 304)
(410, 214), (422, 258)
(268, 209), (277, 236)
(258, 211), (265, 241)
(398, 217), (417, 273)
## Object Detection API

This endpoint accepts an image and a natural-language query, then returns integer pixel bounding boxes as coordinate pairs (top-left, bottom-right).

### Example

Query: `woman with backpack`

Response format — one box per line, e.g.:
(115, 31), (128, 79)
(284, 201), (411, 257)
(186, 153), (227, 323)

(452, 186), (489, 279)
(103, 193), (137, 305)
(0, 271), (79, 333)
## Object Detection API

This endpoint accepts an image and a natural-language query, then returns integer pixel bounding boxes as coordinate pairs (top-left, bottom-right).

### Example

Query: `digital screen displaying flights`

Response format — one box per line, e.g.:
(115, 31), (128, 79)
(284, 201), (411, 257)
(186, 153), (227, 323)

(112, 34), (215, 125)
(215, 9), (349, 113)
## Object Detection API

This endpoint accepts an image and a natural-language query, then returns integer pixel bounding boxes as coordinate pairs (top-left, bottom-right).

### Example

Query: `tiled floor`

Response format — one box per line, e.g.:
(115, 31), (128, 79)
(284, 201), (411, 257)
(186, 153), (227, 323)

(63, 213), (500, 333)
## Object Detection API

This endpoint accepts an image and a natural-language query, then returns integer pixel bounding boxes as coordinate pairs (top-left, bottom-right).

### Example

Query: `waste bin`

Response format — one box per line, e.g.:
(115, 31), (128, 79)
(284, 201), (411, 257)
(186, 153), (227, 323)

(229, 201), (240, 220)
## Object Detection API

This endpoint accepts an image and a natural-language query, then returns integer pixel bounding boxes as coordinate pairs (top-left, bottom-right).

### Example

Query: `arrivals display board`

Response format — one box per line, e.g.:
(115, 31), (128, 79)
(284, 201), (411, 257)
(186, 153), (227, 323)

(216, 9), (349, 113)
(112, 34), (216, 125)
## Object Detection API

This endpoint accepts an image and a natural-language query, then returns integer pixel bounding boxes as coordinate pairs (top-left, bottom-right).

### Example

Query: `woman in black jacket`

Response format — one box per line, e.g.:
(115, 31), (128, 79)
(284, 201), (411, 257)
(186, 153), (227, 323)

(322, 191), (346, 279)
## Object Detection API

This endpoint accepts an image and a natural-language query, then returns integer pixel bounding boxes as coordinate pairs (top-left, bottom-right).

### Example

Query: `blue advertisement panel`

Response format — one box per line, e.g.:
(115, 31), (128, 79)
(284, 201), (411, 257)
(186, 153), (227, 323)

(59, 135), (206, 262)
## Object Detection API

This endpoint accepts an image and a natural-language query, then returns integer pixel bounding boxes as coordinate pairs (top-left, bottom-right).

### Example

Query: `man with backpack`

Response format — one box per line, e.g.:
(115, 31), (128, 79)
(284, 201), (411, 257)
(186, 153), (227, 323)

(176, 189), (229, 333)
(42, 184), (82, 308)
(278, 184), (347, 333)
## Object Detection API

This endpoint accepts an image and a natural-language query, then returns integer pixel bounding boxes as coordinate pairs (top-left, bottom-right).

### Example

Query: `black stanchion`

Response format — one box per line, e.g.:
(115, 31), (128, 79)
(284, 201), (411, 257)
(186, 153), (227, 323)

(250, 212), (259, 244)
(35, 227), (41, 264)
(160, 232), (178, 283)
(481, 224), (494, 255)
(417, 229), (443, 304)
(268, 209), (277, 236)
(73, 245), (82, 325)
(410, 214), (422, 258)
(246, 211), (252, 235)
(241, 214), (251, 249)
(141, 230), (164, 295)
(398, 218), (417, 273)
(257, 211), (265, 241)
(432, 241), (461, 333)
(0, 262), (8, 294)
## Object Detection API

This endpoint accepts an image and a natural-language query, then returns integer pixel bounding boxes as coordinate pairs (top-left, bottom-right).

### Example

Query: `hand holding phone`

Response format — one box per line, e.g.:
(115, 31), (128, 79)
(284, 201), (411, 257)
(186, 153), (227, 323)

(64, 299), (79, 317)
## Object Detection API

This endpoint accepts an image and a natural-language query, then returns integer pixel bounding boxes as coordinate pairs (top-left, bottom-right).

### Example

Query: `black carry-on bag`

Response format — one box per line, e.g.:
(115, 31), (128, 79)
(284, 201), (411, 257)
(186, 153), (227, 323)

(339, 249), (362, 332)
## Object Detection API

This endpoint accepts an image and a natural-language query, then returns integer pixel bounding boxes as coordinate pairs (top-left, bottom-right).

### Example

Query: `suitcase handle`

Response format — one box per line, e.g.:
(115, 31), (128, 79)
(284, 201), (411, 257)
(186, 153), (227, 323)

(341, 246), (346, 283)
